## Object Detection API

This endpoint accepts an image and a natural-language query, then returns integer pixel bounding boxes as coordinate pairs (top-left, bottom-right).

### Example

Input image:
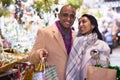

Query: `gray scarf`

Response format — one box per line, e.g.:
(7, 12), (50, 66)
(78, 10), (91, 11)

(66, 33), (98, 80)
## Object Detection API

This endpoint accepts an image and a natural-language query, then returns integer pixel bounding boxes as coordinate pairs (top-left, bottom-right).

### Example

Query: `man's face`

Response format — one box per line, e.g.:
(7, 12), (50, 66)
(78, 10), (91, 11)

(58, 6), (76, 29)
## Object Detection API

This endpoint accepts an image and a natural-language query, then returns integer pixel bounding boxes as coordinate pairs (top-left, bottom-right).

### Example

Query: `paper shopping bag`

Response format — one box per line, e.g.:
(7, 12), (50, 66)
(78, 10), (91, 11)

(86, 66), (117, 80)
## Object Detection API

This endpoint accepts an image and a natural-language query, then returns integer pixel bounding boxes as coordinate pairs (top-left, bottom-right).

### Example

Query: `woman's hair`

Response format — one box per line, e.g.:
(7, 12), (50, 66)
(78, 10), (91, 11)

(81, 14), (103, 40)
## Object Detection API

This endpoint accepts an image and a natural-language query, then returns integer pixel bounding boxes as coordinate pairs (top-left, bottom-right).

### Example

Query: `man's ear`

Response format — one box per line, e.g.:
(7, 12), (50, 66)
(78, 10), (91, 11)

(58, 13), (61, 19)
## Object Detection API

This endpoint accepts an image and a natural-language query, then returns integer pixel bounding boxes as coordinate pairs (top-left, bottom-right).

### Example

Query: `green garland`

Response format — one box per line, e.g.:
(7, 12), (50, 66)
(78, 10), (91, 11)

(95, 65), (120, 80)
(108, 65), (120, 80)
(67, 0), (82, 9)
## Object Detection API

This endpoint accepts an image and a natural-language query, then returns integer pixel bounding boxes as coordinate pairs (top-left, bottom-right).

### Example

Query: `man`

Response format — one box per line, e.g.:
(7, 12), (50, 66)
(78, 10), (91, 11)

(28, 4), (76, 80)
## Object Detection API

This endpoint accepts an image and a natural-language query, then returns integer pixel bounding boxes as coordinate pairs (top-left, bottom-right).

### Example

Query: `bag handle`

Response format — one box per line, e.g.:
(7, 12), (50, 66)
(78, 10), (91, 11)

(35, 58), (46, 72)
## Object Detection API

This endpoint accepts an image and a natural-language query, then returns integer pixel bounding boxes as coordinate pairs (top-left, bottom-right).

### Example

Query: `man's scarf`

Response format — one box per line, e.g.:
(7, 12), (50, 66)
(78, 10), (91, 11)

(66, 33), (98, 80)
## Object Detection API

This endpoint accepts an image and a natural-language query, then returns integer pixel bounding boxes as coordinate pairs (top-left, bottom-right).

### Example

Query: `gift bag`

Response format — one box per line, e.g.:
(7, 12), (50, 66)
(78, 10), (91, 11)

(32, 61), (59, 80)
(86, 49), (117, 80)
(24, 60), (46, 80)
(86, 65), (117, 80)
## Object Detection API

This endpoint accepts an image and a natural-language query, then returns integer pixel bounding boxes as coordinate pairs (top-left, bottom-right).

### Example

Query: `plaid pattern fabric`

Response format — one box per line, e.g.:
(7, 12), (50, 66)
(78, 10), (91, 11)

(66, 33), (97, 80)
(45, 65), (59, 80)
(33, 65), (59, 80)
(32, 71), (44, 80)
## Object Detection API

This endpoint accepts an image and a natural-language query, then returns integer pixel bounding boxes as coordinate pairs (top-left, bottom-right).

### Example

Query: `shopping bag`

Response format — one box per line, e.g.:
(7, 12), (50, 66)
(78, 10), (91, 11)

(86, 65), (117, 80)
(32, 61), (59, 80)
(44, 65), (59, 80)
(32, 70), (44, 80)
(24, 61), (45, 80)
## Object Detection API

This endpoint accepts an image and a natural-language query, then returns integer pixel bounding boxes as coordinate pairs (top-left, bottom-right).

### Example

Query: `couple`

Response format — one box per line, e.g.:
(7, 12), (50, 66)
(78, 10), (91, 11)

(29, 5), (110, 80)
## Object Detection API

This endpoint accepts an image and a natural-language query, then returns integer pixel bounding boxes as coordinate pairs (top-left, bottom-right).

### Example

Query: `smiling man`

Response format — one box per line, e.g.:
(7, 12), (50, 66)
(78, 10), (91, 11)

(28, 4), (76, 80)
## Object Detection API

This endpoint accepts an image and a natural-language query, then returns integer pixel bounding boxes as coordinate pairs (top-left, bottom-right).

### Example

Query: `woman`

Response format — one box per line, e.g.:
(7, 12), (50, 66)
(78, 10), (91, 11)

(66, 14), (110, 80)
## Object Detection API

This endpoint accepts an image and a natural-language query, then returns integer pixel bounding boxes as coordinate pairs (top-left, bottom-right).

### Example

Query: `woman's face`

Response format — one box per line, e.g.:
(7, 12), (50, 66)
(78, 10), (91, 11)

(78, 16), (94, 35)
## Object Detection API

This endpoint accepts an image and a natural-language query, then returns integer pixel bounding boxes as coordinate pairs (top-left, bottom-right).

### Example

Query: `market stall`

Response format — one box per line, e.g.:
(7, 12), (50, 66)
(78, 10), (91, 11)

(0, 46), (29, 79)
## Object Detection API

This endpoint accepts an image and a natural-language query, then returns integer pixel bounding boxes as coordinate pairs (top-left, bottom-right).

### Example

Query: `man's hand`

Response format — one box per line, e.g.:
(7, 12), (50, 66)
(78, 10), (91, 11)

(39, 48), (48, 62)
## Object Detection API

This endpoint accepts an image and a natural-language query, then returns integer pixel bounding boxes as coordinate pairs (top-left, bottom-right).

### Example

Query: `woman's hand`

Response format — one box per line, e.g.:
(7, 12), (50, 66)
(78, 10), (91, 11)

(90, 49), (100, 60)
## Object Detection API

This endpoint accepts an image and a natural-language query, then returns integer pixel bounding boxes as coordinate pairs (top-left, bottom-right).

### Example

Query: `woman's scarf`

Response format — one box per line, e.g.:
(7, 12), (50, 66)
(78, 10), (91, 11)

(66, 33), (98, 80)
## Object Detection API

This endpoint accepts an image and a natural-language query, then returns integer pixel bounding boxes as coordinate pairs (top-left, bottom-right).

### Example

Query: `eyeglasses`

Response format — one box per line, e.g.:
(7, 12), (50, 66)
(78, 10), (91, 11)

(60, 13), (75, 19)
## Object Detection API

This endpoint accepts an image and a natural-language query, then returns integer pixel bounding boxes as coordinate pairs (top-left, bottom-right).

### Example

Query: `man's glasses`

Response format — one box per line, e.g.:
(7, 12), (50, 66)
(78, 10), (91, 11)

(60, 13), (75, 19)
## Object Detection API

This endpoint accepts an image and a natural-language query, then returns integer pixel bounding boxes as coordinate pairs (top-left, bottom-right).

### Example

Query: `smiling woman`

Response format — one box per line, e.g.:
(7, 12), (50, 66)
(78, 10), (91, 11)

(78, 14), (103, 40)
(66, 14), (110, 80)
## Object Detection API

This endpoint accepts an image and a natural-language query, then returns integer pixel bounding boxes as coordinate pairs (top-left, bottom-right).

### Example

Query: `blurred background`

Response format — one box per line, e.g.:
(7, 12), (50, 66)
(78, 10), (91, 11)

(0, 0), (120, 79)
(0, 0), (120, 56)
